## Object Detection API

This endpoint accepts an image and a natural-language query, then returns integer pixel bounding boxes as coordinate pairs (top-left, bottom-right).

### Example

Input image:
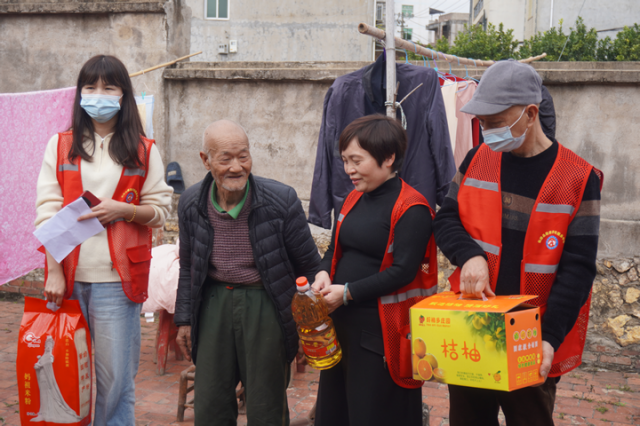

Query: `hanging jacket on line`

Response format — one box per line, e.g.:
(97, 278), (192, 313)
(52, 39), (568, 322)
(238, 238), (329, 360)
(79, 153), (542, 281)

(309, 54), (456, 229)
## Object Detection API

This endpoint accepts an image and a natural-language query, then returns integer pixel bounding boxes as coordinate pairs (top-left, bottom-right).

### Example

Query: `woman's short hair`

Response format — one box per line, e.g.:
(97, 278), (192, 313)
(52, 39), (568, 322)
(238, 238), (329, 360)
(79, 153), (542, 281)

(338, 115), (407, 172)
(70, 55), (145, 168)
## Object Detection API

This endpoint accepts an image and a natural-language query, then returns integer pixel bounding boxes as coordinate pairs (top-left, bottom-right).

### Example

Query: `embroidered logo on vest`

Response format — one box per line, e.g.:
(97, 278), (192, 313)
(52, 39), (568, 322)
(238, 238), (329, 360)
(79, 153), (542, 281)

(537, 230), (565, 245)
(122, 188), (139, 204)
(545, 235), (559, 250)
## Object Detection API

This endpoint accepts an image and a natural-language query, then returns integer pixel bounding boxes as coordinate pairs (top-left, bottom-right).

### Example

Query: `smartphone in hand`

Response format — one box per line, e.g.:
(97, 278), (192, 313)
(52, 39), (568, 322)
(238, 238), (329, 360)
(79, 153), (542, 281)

(80, 191), (101, 208)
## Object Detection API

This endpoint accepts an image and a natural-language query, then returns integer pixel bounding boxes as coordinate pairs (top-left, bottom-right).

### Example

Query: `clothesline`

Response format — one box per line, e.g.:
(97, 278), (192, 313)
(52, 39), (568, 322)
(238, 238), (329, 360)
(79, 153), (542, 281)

(358, 23), (547, 68)
(128, 51), (202, 78)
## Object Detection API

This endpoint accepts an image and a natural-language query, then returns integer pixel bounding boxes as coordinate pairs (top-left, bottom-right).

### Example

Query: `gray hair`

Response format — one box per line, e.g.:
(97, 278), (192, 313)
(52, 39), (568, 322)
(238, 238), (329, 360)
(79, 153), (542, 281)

(202, 119), (249, 152)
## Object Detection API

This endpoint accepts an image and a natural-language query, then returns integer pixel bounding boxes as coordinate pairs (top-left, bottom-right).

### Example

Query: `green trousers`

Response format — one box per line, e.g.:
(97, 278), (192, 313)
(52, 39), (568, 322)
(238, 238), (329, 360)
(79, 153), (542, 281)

(194, 281), (290, 426)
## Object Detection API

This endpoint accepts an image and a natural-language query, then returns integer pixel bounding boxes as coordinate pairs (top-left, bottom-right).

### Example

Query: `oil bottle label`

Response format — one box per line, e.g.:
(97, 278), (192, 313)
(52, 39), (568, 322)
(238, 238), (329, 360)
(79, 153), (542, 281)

(301, 335), (337, 359)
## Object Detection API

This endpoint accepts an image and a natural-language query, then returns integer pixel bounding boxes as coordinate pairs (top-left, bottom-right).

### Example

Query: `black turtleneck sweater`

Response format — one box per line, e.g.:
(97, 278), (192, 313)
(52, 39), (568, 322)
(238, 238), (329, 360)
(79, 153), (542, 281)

(319, 177), (433, 305)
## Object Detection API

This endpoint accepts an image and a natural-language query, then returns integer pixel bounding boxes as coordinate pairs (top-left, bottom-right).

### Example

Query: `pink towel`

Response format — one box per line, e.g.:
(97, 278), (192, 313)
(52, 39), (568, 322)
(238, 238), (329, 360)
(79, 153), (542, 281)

(0, 87), (76, 285)
(454, 81), (478, 168)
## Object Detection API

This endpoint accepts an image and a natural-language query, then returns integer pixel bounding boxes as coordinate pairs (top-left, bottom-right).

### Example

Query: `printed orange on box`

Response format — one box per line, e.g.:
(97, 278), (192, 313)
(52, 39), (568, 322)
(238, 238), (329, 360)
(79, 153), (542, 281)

(410, 291), (544, 391)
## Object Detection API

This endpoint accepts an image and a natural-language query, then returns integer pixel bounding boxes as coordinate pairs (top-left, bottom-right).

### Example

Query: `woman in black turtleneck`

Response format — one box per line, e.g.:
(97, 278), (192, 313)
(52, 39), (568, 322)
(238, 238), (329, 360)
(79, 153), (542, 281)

(312, 115), (433, 426)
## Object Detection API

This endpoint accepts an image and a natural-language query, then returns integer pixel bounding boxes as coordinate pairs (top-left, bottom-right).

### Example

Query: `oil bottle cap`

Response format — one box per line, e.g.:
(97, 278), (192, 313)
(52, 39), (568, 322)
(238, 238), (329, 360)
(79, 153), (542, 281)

(296, 277), (310, 292)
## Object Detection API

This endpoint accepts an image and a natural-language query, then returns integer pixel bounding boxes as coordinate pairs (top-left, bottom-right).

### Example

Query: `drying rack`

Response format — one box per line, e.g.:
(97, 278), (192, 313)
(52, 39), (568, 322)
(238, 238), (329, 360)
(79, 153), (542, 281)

(358, 7), (547, 117)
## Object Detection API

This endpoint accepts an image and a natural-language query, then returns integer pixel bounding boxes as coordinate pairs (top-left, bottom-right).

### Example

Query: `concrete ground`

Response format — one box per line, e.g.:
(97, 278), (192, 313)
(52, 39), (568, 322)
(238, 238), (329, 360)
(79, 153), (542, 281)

(0, 298), (638, 425)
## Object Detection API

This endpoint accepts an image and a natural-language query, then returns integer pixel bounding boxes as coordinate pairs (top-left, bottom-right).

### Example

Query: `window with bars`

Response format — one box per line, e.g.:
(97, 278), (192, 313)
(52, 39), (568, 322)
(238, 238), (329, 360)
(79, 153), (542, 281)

(206, 0), (229, 19)
(402, 5), (414, 18)
(376, 2), (386, 23)
(402, 28), (413, 40)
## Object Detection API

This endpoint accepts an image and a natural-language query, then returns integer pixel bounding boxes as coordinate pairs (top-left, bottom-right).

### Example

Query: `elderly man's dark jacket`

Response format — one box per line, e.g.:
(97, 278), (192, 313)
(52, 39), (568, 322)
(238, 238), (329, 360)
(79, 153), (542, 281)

(174, 173), (321, 363)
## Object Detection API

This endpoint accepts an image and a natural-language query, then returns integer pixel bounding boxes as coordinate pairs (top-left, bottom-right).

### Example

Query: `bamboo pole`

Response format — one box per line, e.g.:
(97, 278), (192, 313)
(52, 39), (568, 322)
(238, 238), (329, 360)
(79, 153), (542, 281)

(385, 0), (396, 117)
(358, 23), (547, 67)
(129, 51), (203, 78)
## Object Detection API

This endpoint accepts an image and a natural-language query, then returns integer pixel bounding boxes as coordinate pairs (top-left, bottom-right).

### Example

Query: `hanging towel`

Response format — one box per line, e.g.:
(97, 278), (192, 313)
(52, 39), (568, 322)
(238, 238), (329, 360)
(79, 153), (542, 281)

(454, 81), (477, 168)
(0, 87), (76, 285)
(441, 82), (458, 155)
(135, 95), (154, 139)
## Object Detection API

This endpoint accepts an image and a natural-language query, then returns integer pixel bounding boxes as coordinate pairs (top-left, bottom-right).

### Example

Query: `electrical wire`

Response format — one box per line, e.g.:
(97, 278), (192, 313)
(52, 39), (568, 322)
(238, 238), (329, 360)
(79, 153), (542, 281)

(446, 0), (471, 13)
(557, 0), (588, 61)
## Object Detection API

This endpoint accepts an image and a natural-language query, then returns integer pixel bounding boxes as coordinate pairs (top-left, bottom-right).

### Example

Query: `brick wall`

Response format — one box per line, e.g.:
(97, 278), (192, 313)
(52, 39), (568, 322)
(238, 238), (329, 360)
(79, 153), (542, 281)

(2, 279), (45, 297)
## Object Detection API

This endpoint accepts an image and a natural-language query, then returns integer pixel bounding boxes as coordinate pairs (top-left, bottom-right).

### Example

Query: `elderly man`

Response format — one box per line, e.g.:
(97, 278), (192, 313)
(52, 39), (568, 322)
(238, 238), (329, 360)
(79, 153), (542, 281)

(175, 120), (320, 425)
(434, 60), (602, 425)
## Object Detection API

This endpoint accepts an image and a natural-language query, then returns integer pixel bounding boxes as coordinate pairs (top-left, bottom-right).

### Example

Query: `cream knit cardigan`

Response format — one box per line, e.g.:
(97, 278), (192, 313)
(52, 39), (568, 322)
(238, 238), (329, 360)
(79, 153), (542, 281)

(35, 133), (173, 284)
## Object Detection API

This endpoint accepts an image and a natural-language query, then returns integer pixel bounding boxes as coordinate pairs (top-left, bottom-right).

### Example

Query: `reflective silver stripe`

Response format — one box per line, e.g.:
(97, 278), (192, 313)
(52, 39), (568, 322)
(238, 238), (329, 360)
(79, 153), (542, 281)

(536, 203), (574, 215)
(111, 218), (125, 224)
(387, 242), (394, 253)
(464, 178), (499, 192)
(338, 213), (345, 222)
(124, 168), (145, 177)
(524, 263), (559, 274)
(472, 238), (500, 256)
(380, 287), (437, 305)
(58, 164), (78, 172)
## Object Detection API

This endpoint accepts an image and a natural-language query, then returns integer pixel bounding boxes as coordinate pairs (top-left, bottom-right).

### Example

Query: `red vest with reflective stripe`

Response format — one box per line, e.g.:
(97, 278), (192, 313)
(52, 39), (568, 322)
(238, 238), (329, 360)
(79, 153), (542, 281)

(330, 180), (438, 389)
(449, 143), (603, 377)
(47, 131), (154, 303)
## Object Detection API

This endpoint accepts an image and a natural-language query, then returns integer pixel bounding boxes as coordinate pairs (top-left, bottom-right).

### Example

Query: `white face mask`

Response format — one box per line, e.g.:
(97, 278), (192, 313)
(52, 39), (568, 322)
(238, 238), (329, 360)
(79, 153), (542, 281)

(481, 108), (528, 152)
(80, 94), (122, 123)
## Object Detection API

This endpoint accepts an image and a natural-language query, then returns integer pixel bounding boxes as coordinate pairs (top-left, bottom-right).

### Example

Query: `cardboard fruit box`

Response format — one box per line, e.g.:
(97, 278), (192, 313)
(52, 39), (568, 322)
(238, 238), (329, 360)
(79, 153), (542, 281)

(410, 292), (544, 391)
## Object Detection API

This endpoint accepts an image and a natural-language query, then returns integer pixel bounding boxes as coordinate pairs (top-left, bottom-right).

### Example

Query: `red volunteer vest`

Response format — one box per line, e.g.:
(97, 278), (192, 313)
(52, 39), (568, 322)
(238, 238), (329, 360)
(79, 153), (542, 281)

(449, 143), (603, 377)
(330, 180), (438, 389)
(45, 131), (154, 303)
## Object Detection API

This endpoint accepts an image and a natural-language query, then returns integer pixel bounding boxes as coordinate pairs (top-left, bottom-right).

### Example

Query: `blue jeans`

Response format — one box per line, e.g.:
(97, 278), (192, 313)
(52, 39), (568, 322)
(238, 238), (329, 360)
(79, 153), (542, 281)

(71, 282), (142, 426)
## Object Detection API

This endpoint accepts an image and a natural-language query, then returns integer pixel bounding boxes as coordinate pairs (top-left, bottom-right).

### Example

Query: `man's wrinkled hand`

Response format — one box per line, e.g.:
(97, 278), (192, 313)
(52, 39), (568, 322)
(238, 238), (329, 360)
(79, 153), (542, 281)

(176, 325), (192, 362)
(531, 340), (555, 386)
(460, 256), (495, 299)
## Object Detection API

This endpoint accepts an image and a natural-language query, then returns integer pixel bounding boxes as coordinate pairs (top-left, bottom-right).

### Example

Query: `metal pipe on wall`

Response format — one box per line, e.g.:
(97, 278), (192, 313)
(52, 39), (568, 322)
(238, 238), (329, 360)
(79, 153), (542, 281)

(385, 0), (396, 118)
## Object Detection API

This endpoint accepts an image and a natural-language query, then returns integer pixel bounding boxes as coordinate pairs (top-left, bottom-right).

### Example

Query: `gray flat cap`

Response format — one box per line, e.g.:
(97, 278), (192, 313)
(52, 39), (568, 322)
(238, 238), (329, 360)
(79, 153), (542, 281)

(460, 59), (543, 116)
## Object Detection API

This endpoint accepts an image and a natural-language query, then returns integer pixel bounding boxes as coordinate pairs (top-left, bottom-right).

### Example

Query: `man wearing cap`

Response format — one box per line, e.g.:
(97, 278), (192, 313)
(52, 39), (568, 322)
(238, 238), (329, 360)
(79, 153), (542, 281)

(174, 119), (320, 425)
(434, 59), (602, 425)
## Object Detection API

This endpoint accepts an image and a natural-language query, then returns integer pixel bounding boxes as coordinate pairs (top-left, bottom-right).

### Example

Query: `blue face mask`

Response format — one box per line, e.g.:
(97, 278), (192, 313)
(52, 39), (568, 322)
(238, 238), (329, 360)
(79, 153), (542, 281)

(80, 94), (122, 123)
(481, 108), (528, 152)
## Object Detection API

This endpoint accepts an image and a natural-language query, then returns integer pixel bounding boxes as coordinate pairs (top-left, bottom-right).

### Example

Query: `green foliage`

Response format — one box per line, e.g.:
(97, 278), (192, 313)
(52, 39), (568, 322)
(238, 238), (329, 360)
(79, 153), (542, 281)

(434, 37), (451, 55)
(435, 17), (640, 62)
(518, 17), (598, 61)
(447, 23), (519, 61)
(612, 24), (640, 60)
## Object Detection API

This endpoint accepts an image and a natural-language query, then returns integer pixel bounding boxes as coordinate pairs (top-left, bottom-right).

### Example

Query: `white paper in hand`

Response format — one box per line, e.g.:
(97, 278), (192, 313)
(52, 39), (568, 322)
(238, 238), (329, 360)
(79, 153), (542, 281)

(33, 198), (105, 263)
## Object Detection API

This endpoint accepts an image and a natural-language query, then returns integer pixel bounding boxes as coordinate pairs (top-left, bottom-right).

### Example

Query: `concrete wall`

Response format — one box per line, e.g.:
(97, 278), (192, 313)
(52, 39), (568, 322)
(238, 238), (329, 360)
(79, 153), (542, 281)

(163, 61), (640, 259)
(427, 13), (471, 46)
(528, 0), (640, 39)
(186, 0), (375, 62)
(0, 0), (192, 157)
(472, 0), (526, 41)
(162, 61), (369, 199)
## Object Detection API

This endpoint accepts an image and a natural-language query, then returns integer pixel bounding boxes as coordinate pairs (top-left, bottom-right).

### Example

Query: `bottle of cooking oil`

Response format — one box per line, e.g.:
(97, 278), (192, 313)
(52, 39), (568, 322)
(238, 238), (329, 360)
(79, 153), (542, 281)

(291, 277), (342, 370)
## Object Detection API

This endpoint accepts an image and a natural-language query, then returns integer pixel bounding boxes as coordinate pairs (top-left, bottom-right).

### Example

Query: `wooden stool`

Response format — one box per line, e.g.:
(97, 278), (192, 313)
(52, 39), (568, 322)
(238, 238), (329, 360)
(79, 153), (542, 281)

(295, 352), (307, 373)
(153, 310), (183, 375)
(176, 365), (246, 421)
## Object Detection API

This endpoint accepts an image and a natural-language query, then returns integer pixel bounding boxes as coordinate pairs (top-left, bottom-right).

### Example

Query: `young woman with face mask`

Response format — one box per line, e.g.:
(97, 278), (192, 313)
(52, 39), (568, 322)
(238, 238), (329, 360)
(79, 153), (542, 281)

(34, 55), (173, 425)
